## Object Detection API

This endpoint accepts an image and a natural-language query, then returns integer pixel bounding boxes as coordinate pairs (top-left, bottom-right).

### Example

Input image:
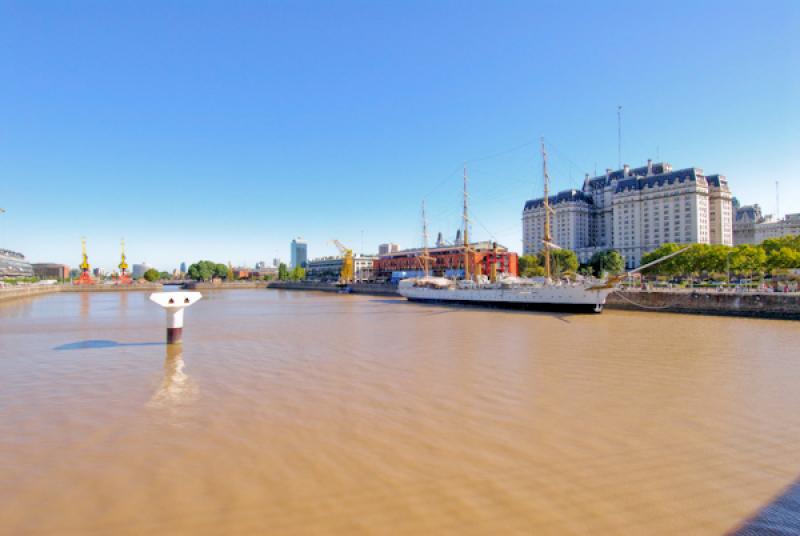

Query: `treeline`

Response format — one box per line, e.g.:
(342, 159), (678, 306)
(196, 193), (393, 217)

(641, 235), (800, 276)
(186, 260), (231, 281)
(518, 249), (624, 278)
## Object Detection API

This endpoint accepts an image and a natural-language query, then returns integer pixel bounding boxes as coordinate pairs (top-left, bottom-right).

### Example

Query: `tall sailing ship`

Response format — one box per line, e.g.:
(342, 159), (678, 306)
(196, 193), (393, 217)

(398, 139), (616, 313)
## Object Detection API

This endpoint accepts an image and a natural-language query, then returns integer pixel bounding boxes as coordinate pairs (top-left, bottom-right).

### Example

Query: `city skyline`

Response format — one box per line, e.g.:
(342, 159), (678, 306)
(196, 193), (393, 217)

(2, 1), (798, 270)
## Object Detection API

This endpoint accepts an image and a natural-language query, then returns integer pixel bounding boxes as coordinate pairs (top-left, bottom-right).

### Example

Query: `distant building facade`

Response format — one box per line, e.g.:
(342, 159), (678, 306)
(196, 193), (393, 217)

(373, 242), (518, 280)
(734, 204), (800, 244)
(32, 263), (70, 280)
(0, 249), (34, 279)
(733, 204), (763, 245)
(523, 161), (734, 268)
(180, 262), (187, 274)
(290, 238), (307, 268)
(132, 263), (151, 278)
(378, 243), (400, 255)
(306, 255), (376, 282)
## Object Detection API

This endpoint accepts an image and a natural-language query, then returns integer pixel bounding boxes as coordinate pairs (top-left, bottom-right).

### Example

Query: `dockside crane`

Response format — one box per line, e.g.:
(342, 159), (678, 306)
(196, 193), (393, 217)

(332, 239), (355, 284)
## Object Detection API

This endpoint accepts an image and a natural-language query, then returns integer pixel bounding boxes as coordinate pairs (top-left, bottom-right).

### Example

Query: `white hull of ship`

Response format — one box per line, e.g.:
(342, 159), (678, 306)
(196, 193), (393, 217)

(398, 283), (614, 313)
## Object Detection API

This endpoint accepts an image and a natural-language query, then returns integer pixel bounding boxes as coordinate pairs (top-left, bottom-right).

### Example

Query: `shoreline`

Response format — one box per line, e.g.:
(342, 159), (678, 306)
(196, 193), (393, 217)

(266, 280), (800, 320)
(2, 281), (798, 320)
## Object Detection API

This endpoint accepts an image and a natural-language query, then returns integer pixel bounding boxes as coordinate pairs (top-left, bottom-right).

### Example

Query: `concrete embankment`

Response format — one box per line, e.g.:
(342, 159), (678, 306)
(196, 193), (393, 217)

(0, 283), (162, 303)
(0, 285), (60, 303)
(186, 281), (265, 290)
(61, 284), (162, 293)
(267, 281), (800, 320)
(266, 280), (399, 296)
(606, 290), (800, 319)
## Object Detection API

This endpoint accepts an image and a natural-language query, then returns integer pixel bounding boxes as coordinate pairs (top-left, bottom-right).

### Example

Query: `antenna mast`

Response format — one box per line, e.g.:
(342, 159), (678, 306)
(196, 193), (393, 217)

(541, 138), (552, 280)
(617, 105), (622, 169)
(463, 164), (471, 280)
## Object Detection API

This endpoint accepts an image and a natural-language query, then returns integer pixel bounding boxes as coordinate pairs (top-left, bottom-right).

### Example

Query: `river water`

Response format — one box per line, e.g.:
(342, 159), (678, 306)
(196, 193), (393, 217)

(2, 289), (799, 535)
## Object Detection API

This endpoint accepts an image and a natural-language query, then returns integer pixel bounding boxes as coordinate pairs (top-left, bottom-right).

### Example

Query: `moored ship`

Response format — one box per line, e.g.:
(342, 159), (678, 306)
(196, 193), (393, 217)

(397, 139), (617, 313)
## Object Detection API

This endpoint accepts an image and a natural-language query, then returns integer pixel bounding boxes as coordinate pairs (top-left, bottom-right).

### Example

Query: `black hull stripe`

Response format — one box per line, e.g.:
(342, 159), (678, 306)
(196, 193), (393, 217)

(405, 297), (603, 314)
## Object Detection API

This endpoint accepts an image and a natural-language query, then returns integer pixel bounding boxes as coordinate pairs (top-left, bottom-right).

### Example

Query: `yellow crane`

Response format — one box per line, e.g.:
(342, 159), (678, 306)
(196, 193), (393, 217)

(332, 239), (354, 284)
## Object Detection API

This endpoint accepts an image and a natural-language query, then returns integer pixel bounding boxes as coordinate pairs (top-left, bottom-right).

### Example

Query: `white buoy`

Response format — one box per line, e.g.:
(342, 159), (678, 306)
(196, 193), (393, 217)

(149, 291), (202, 344)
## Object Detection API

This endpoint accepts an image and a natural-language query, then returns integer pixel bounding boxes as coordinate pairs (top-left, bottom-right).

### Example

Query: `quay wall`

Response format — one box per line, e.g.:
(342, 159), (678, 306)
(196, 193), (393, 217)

(266, 281), (399, 296)
(605, 290), (800, 319)
(61, 284), (161, 293)
(267, 281), (800, 320)
(0, 285), (60, 303)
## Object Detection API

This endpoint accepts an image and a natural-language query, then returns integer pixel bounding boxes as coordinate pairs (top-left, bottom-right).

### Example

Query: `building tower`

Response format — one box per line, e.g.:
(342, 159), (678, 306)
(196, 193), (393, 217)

(75, 238), (95, 285)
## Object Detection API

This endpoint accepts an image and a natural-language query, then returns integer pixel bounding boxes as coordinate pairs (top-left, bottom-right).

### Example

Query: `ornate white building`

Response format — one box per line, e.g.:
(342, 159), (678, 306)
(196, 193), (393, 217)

(734, 204), (800, 245)
(523, 161), (734, 268)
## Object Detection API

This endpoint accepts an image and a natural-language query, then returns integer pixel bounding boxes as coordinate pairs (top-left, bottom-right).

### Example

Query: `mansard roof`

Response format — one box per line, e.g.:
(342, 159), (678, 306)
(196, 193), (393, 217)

(587, 162), (670, 188)
(614, 168), (703, 193)
(524, 189), (593, 210)
(735, 205), (761, 223)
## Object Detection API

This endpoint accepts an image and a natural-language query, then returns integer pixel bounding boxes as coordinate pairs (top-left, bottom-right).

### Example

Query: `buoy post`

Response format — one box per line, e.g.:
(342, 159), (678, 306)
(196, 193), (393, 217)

(149, 291), (202, 344)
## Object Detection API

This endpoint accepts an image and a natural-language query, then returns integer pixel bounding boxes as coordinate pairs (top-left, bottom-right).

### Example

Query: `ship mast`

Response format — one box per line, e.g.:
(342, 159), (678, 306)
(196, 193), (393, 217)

(462, 164), (471, 280)
(421, 200), (432, 278)
(541, 138), (552, 280)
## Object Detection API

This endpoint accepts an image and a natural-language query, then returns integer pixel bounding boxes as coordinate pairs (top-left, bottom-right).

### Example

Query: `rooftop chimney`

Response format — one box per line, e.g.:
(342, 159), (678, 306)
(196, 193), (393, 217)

(647, 159), (653, 176)
(623, 164), (630, 177)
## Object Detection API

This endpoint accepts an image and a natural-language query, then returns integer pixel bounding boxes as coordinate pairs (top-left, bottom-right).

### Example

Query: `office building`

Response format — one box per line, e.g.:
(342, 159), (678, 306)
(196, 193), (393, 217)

(132, 262), (151, 279)
(32, 263), (70, 280)
(290, 238), (307, 268)
(306, 255), (376, 282)
(378, 243), (400, 255)
(522, 161), (734, 268)
(0, 249), (34, 279)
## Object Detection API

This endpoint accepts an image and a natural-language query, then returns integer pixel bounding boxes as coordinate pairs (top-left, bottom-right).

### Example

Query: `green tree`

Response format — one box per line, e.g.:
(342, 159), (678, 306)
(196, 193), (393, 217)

(767, 247), (800, 270)
(214, 263), (228, 279)
(640, 243), (686, 275)
(518, 255), (545, 277)
(159, 271), (171, 281)
(588, 250), (624, 276)
(187, 260), (215, 281)
(730, 245), (766, 274)
(143, 268), (161, 282)
(289, 266), (306, 281)
(278, 263), (289, 281)
(541, 249), (578, 277)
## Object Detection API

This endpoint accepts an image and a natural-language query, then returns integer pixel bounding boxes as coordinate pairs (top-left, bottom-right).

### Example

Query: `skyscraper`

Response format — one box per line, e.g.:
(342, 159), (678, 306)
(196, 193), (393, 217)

(180, 261), (187, 274)
(290, 238), (307, 268)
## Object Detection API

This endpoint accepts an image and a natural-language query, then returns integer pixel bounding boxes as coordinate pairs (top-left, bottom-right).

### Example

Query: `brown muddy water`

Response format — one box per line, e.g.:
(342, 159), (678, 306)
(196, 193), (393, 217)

(1, 289), (799, 535)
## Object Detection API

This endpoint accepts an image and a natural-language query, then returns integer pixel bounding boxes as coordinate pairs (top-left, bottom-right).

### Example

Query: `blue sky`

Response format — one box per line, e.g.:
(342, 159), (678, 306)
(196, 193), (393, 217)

(1, 1), (798, 271)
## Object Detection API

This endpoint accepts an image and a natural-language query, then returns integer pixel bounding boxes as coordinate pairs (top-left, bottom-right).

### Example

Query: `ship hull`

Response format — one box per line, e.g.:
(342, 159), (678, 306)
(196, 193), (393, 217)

(398, 283), (614, 314)
(406, 297), (604, 313)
